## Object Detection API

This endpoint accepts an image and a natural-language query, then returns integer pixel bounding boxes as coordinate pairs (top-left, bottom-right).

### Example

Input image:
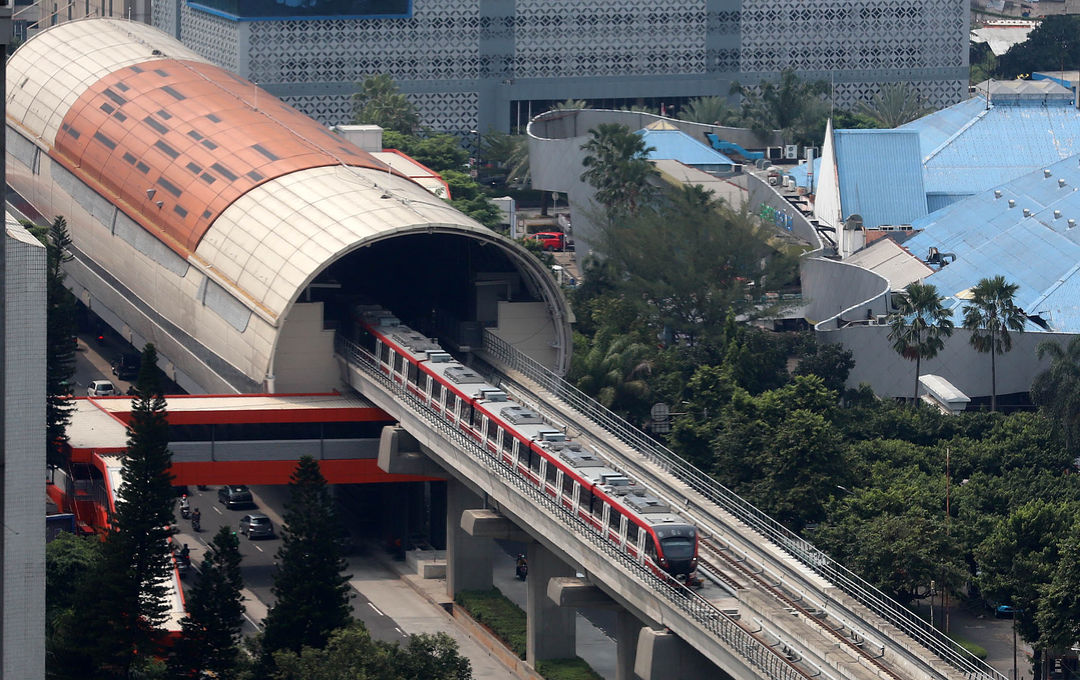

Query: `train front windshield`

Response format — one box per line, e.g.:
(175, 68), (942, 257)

(660, 537), (695, 560)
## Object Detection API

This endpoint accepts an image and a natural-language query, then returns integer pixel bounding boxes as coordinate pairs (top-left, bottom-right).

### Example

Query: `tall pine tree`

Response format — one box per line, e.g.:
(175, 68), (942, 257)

(110, 343), (176, 664)
(44, 216), (78, 470)
(261, 456), (352, 668)
(170, 527), (245, 679)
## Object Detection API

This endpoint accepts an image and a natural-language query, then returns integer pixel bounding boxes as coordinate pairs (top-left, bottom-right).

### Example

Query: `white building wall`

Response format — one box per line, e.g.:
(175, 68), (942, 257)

(3, 219), (46, 680)
(272, 302), (341, 393)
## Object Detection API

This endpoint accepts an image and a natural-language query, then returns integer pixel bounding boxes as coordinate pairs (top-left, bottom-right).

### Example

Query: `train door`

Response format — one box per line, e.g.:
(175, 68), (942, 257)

(538, 458), (547, 490)
(618, 514), (628, 549)
(635, 528), (647, 565)
(445, 392), (456, 425)
(376, 340), (391, 374)
(601, 503), (611, 539)
(495, 427), (504, 456)
(572, 482), (581, 516)
(555, 469), (565, 504)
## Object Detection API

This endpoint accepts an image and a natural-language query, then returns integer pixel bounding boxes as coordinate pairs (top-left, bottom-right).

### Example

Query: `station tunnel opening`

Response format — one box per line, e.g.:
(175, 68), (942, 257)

(309, 232), (538, 344)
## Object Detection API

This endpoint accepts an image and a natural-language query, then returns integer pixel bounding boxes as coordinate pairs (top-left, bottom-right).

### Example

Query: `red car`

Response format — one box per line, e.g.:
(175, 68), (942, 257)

(527, 231), (568, 251)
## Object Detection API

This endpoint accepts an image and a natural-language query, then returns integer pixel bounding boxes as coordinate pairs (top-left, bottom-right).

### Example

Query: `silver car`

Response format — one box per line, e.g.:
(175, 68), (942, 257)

(87, 379), (117, 397)
(239, 513), (273, 539)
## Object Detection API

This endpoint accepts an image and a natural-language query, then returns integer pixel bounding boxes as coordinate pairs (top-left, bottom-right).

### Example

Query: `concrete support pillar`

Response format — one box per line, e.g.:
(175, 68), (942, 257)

(429, 481), (447, 550)
(634, 627), (723, 680)
(526, 542), (576, 663)
(616, 609), (642, 680)
(446, 480), (493, 596)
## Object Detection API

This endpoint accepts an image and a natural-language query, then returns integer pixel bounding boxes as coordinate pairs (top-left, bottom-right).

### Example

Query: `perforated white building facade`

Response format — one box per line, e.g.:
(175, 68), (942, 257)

(152, 0), (969, 133)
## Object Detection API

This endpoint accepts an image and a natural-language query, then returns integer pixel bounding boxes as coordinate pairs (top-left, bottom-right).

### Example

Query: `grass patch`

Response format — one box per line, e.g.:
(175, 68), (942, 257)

(947, 633), (987, 660)
(455, 588), (527, 659)
(535, 657), (605, 680)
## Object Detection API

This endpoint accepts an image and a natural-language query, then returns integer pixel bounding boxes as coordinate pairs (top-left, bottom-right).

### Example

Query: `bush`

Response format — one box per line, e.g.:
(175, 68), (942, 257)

(535, 657), (605, 680)
(454, 588), (527, 658)
(947, 634), (988, 660)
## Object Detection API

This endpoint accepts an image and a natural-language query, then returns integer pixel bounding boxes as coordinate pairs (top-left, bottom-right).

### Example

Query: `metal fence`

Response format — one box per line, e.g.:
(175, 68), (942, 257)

(482, 330), (1005, 680)
(337, 336), (823, 680)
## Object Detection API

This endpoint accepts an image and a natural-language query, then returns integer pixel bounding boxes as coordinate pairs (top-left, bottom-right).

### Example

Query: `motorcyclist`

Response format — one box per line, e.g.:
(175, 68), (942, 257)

(515, 554), (528, 580)
(191, 507), (201, 531)
(179, 495), (190, 519)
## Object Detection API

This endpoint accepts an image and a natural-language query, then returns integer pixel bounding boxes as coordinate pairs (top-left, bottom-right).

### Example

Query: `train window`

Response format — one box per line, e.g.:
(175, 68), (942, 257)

(431, 382), (442, 401)
(645, 535), (657, 560)
(579, 489), (592, 514)
(393, 354), (404, 374)
(591, 494), (604, 518)
(545, 460), (558, 485)
(608, 508), (621, 530)
(502, 433), (513, 454)
(529, 448), (541, 473)
(562, 472), (574, 496)
(445, 392), (455, 414)
(627, 523), (639, 545)
(486, 418), (498, 442)
(408, 363), (419, 385)
(378, 343), (390, 364)
(471, 407), (484, 429)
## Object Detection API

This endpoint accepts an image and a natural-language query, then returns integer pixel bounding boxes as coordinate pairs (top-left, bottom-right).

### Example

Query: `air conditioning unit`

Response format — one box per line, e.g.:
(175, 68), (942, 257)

(784, 144), (799, 160)
(876, 314), (889, 325)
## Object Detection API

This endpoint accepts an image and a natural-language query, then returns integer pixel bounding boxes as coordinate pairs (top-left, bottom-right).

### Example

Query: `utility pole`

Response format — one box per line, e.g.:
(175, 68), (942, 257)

(0, 2), (12, 674)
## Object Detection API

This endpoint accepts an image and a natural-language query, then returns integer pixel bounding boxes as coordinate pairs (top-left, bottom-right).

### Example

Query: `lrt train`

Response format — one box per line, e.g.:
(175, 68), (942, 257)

(354, 305), (699, 580)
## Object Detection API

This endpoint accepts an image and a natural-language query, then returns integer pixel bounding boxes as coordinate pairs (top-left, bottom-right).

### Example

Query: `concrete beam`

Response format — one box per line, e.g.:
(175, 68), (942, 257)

(377, 425), (448, 477)
(460, 508), (532, 541)
(547, 576), (619, 609)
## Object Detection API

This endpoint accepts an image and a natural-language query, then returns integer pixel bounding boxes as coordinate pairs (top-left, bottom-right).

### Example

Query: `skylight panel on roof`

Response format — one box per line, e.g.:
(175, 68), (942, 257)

(154, 68), (169, 77)
(144, 116), (168, 134)
(100, 102), (115, 114)
(200, 173), (216, 185)
(93, 131), (116, 150)
(154, 140), (180, 159)
(158, 177), (182, 197)
(161, 85), (185, 101)
(174, 205), (188, 218)
(206, 113), (222, 123)
(252, 144), (279, 161)
(186, 162), (202, 174)
(122, 152), (137, 165)
(135, 161), (150, 174)
(103, 89), (126, 106)
(211, 162), (238, 181)
(201, 139), (218, 150)
(247, 171), (264, 182)
(187, 130), (204, 141)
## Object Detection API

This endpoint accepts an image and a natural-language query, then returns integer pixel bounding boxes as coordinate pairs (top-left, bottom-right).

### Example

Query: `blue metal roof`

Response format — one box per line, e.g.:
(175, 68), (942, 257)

(635, 128), (735, 167)
(786, 157), (822, 192)
(907, 153), (1080, 331)
(898, 96), (989, 159)
(833, 129), (927, 228)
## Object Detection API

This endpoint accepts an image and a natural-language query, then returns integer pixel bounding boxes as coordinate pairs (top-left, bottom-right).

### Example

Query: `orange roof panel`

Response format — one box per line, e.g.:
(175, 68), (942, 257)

(53, 59), (395, 256)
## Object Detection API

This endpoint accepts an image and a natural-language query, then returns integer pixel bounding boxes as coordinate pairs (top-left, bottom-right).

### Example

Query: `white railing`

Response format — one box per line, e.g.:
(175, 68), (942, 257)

(481, 329), (1005, 680)
(336, 336), (822, 680)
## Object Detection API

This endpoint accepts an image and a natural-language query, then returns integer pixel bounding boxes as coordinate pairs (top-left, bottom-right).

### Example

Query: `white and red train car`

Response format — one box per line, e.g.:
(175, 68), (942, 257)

(354, 306), (699, 579)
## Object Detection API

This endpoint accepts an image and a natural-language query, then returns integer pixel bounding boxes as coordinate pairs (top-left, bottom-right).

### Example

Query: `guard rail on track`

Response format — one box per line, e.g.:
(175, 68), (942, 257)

(481, 329), (1005, 680)
(336, 336), (823, 680)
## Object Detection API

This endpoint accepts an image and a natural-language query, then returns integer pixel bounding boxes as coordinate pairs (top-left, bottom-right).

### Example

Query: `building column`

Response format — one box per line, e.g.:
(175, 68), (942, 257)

(616, 609), (642, 680)
(446, 479), (493, 596)
(526, 542), (576, 663)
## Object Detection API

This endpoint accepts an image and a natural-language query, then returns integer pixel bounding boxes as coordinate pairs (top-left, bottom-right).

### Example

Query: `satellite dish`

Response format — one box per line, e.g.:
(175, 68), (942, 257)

(650, 403), (670, 422)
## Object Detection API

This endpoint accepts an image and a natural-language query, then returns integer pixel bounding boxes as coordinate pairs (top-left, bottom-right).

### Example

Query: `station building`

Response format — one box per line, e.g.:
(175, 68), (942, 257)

(143, 0), (971, 133)
(6, 18), (572, 396)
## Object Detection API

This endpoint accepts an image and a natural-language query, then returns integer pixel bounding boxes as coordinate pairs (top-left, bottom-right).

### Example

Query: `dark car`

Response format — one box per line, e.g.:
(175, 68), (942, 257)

(111, 353), (141, 381)
(239, 513), (274, 539)
(217, 485), (254, 509)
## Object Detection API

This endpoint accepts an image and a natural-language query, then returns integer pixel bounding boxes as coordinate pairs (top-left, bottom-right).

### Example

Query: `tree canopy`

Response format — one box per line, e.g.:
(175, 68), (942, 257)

(579, 122), (658, 219)
(996, 15), (1080, 79)
(962, 275), (1025, 411)
(352, 73), (421, 135)
(888, 282), (955, 403)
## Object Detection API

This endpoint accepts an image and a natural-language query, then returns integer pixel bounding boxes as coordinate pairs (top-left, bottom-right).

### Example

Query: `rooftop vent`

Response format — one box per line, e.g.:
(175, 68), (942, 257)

(1008, 199), (1016, 208)
(994, 190), (1002, 199)
(1045, 169), (1052, 178)
(445, 366), (484, 384)
(1060, 178), (1068, 188)
(1055, 210), (1062, 219)
(501, 406), (544, 425)
(1070, 219), (1077, 229)
(1023, 208), (1032, 217)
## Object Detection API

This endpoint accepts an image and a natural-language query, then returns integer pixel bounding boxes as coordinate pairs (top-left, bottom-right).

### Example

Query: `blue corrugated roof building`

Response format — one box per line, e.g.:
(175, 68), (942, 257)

(832, 129), (928, 229)
(905, 154), (1080, 331)
(636, 121), (736, 174)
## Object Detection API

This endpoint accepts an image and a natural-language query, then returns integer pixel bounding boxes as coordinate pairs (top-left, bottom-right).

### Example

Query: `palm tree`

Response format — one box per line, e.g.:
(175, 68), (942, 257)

(888, 282), (955, 404)
(962, 275), (1026, 411)
(857, 82), (931, 128)
(580, 123), (657, 218)
(678, 96), (741, 126)
(1031, 337), (1080, 454)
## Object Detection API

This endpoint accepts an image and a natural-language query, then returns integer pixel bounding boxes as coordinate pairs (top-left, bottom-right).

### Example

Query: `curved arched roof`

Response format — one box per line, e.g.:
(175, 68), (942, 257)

(7, 19), (573, 381)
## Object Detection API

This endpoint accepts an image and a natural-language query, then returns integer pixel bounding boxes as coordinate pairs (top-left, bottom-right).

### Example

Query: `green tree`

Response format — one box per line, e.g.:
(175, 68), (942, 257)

(352, 74), (421, 135)
(170, 527), (245, 679)
(888, 282), (955, 404)
(793, 340), (855, 394)
(383, 131), (469, 173)
(856, 82), (930, 128)
(50, 344), (176, 679)
(996, 15), (1080, 79)
(580, 123), (658, 219)
(1031, 337), (1080, 455)
(45, 532), (102, 635)
(731, 70), (829, 147)
(44, 216), (78, 470)
(962, 275), (1026, 412)
(1036, 524), (1080, 652)
(596, 183), (794, 341)
(677, 96), (741, 126)
(261, 456), (353, 668)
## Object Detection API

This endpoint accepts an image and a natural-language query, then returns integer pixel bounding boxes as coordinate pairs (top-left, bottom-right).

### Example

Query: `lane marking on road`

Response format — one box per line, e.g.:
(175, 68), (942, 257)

(368, 603), (385, 617)
(212, 506), (222, 515)
(243, 612), (263, 630)
(254, 545), (263, 552)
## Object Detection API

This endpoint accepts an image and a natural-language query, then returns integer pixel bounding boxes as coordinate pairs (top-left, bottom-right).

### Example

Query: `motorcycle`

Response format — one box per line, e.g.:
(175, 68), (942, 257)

(515, 555), (528, 581)
(179, 495), (191, 520)
(191, 510), (201, 532)
(175, 545), (191, 578)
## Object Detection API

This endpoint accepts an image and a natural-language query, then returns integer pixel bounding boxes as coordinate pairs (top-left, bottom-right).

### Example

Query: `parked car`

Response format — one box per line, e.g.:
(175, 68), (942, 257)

(111, 352), (141, 381)
(527, 231), (569, 251)
(87, 379), (117, 397)
(239, 512), (274, 539)
(217, 484), (254, 509)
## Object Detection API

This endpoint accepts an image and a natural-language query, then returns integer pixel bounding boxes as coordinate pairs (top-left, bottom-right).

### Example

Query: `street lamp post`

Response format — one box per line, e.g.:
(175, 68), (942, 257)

(470, 128), (481, 178)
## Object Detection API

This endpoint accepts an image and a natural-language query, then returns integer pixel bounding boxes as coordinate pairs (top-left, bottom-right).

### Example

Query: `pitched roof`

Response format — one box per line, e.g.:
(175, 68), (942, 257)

(635, 127), (735, 166)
